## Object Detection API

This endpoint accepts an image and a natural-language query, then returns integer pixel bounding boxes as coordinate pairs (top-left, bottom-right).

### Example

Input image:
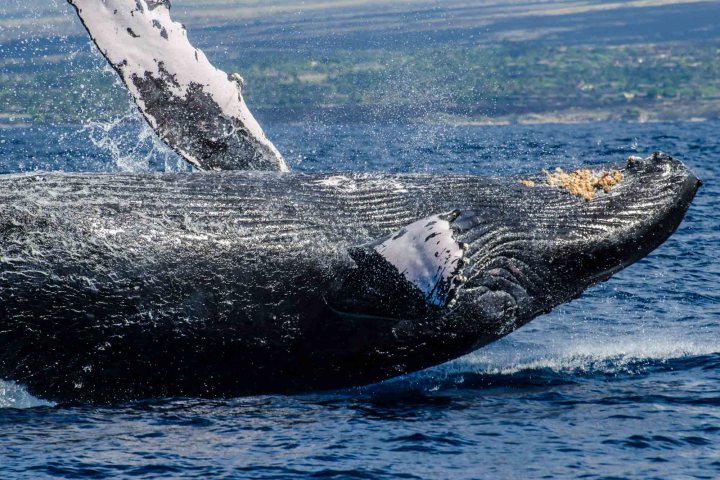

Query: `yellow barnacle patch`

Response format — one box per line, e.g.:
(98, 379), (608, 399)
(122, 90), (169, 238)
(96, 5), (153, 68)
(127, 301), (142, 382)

(544, 168), (623, 201)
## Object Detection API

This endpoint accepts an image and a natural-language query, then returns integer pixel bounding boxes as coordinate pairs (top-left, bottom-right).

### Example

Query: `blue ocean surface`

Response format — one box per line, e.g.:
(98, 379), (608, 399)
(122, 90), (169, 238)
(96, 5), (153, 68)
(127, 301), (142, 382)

(0, 118), (718, 479)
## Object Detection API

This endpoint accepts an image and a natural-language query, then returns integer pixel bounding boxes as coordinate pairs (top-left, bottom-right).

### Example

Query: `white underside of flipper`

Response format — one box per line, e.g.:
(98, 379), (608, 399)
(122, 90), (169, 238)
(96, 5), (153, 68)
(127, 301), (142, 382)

(374, 211), (468, 307)
(68, 0), (288, 172)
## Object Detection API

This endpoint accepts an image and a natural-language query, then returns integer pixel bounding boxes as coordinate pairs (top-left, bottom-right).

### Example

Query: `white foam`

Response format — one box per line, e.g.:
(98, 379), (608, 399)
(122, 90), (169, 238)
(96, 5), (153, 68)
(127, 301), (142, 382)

(314, 176), (409, 194)
(0, 381), (54, 409)
(69, 0), (287, 171)
(457, 337), (720, 376)
(315, 175), (357, 192)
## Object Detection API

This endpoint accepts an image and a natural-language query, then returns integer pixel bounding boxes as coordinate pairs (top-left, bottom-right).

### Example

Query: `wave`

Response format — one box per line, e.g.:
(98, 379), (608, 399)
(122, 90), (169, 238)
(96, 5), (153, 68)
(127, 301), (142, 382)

(0, 381), (54, 409)
(370, 337), (720, 393)
(462, 337), (720, 376)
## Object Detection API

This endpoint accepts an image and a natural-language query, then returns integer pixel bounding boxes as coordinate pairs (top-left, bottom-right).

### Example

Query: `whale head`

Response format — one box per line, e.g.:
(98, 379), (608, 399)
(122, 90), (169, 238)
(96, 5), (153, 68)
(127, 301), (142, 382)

(319, 153), (700, 387)
(442, 152), (701, 353)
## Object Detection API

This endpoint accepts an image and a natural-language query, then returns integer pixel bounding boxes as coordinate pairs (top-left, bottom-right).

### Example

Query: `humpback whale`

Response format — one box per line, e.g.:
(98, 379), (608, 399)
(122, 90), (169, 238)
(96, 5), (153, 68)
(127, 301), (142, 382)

(0, 0), (701, 403)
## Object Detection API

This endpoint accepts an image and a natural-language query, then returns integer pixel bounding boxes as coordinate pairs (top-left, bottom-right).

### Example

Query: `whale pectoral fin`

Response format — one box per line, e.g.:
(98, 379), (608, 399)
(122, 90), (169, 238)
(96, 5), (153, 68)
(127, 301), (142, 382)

(67, 0), (287, 172)
(328, 211), (471, 320)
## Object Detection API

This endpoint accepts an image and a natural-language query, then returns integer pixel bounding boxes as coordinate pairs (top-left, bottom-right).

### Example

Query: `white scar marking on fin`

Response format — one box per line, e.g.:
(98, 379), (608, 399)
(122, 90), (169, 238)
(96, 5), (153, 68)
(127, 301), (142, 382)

(375, 212), (466, 307)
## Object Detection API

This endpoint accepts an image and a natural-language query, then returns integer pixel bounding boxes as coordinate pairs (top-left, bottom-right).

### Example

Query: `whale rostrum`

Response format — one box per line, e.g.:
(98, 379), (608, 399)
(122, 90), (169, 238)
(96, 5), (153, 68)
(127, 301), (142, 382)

(67, 0), (288, 172)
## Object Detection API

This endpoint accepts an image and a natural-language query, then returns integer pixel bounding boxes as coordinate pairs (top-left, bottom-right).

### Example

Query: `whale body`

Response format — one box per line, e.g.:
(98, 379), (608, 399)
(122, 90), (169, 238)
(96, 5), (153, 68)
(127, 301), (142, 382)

(0, 154), (700, 403)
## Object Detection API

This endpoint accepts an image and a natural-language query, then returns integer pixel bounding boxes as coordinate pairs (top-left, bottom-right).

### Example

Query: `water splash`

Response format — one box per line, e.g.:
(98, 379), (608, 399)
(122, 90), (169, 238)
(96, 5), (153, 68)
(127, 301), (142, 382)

(363, 336), (720, 394)
(75, 59), (186, 173)
(80, 110), (185, 173)
(0, 381), (54, 409)
(459, 337), (720, 377)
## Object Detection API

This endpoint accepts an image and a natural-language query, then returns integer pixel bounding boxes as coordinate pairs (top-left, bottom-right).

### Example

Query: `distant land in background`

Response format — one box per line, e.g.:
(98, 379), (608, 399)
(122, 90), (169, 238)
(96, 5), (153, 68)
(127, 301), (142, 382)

(1, 0), (719, 126)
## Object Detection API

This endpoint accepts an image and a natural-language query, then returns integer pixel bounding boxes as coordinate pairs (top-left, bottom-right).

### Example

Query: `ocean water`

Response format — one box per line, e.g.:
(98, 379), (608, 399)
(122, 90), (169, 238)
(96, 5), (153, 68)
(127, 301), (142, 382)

(0, 119), (718, 479)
